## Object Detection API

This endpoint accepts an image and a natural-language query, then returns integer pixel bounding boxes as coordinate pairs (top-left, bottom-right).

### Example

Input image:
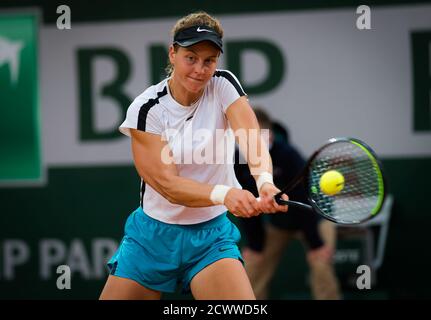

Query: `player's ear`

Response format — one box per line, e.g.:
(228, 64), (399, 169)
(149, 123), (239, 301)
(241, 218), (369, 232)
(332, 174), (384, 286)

(168, 44), (177, 64)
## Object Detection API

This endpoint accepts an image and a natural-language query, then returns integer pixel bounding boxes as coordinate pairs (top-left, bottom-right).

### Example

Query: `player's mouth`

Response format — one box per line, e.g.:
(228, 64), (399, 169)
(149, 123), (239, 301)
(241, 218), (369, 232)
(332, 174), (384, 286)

(188, 76), (205, 83)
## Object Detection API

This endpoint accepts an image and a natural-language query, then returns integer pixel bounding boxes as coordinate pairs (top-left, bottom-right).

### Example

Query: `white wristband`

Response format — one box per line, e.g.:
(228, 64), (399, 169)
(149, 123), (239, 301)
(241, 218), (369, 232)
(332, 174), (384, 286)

(256, 172), (274, 191)
(210, 185), (232, 205)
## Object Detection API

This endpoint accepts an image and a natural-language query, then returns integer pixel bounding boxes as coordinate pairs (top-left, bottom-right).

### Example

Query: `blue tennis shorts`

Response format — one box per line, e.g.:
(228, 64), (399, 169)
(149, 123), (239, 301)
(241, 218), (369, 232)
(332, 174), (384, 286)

(107, 207), (243, 294)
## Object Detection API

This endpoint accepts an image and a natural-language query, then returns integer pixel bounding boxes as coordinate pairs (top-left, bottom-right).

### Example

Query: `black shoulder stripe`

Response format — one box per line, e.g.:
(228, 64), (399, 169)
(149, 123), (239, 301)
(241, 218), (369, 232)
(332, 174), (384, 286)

(213, 70), (246, 96)
(137, 86), (168, 131)
(140, 179), (145, 208)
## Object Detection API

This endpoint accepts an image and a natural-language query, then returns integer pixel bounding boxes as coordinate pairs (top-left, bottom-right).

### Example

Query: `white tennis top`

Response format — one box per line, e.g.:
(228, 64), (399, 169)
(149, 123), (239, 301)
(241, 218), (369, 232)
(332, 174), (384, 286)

(119, 69), (246, 224)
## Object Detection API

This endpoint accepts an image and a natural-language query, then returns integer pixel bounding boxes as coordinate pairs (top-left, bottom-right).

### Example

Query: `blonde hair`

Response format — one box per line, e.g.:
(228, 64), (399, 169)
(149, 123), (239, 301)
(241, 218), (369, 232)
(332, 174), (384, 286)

(165, 11), (224, 76)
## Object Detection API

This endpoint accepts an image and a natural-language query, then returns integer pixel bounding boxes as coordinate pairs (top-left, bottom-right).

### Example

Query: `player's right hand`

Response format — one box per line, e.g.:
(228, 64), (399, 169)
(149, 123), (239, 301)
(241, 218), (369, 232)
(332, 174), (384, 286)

(224, 188), (262, 218)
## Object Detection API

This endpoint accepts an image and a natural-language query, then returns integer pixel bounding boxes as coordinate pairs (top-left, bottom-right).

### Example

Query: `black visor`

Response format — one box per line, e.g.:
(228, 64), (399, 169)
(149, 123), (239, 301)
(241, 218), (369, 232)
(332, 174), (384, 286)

(173, 25), (223, 53)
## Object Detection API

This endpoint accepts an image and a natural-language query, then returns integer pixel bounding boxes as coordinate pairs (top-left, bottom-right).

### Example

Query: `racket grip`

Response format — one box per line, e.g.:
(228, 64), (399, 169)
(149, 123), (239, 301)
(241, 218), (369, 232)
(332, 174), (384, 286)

(275, 199), (313, 212)
(256, 197), (313, 212)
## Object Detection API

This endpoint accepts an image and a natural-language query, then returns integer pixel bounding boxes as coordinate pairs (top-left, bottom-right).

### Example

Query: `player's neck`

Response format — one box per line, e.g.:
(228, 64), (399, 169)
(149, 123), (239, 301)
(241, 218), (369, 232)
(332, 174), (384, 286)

(168, 78), (202, 107)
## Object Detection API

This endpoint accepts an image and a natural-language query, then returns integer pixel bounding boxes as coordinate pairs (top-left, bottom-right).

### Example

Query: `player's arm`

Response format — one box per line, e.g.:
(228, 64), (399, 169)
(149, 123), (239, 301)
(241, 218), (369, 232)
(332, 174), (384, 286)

(130, 129), (260, 216)
(130, 129), (214, 207)
(225, 97), (273, 178)
(225, 97), (288, 213)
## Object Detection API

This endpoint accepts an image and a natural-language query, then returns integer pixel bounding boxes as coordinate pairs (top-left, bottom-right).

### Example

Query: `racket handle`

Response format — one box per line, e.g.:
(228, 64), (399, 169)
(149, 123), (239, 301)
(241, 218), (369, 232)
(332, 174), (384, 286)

(275, 199), (313, 212)
(256, 197), (313, 212)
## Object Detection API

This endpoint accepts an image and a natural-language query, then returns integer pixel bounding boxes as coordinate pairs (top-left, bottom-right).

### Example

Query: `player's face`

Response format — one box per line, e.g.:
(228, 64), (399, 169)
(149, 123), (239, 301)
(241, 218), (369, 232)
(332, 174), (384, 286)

(169, 41), (220, 93)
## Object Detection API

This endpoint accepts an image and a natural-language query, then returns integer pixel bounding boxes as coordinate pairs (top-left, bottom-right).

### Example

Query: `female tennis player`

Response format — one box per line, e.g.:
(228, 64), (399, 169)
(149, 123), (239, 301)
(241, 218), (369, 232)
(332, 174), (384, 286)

(99, 11), (288, 300)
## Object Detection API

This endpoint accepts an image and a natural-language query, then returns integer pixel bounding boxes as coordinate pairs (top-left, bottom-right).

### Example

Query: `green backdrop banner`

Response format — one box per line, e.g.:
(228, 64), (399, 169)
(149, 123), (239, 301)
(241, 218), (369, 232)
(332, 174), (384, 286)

(0, 13), (41, 184)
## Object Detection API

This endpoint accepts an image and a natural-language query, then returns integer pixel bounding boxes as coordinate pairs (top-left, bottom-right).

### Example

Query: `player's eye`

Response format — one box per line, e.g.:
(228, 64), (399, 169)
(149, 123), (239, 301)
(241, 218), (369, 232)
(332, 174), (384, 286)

(205, 58), (215, 66)
(185, 56), (195, 63)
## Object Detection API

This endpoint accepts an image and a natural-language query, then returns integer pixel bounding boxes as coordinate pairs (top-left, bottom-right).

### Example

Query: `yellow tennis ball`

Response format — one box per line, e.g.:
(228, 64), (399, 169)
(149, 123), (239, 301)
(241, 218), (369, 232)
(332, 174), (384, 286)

(319, 170), (345, 196)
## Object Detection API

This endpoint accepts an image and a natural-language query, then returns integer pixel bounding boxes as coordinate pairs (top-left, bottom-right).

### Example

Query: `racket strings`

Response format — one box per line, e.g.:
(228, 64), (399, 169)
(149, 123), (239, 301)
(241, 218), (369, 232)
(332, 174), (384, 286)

(308, 141), (383, 224)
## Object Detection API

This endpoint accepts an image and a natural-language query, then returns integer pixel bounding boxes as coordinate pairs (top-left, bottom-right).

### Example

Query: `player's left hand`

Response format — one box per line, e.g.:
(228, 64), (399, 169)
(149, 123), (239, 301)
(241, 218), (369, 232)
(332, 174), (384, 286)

(258, 183), (289, 214)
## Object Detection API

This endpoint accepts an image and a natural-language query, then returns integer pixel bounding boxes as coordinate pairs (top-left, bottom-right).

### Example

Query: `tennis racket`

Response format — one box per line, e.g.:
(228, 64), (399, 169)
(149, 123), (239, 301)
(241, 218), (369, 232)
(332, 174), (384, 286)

(271, 137), (386, 225)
